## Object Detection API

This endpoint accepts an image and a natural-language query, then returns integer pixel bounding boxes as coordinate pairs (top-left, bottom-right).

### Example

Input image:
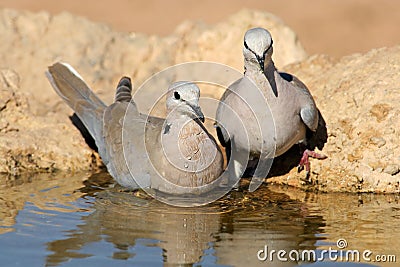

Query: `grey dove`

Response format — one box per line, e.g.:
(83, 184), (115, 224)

(215, 27), (326, 191)
(46, 62), (224, 195)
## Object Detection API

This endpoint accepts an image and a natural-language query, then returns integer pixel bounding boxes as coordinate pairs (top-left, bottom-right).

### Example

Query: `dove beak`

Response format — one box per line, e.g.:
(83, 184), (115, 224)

(257, 56), (265, 71)
(189, 103), (205, 123)
(194, 106), (205, 123)
(257, 41), (273, 71)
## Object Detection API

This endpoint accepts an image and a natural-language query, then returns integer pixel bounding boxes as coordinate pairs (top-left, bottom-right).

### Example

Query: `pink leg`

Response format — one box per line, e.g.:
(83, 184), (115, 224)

(298, 149), (327, 177)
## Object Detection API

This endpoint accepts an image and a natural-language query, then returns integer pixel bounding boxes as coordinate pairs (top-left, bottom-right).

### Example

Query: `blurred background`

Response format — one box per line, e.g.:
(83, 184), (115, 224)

(1, 0), (400, 58)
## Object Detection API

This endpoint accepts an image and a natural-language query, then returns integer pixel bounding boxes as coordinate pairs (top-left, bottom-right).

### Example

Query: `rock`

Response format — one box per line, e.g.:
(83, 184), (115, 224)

(0, 8), (399, 193)
(270, 47), (400, 193)
(0, 8), (306, 116)
(384, 165), (400, 176)
(369, 136), (386, 148)
(0, 69), (96, 174)
(173, 9), (307, 71)
(0, 8), (305, 175)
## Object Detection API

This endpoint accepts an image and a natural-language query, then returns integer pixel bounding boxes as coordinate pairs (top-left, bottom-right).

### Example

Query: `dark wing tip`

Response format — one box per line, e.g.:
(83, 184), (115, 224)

(118, 76), (132, 89)
(115, 76), (132, 103)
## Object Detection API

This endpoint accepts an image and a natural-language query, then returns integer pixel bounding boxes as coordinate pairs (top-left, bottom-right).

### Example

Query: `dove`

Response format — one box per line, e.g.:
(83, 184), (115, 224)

(215, 27), (326, 191)
(46, 62), (224, 196)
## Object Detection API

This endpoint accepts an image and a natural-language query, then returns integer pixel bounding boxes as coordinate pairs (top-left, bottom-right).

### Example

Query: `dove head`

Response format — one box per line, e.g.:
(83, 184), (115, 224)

(166, 81), (205, 123)
(243, 27), (274, 71)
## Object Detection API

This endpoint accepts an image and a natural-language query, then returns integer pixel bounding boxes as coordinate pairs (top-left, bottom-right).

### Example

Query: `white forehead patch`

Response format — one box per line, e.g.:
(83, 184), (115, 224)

(244, 28), (273, 56)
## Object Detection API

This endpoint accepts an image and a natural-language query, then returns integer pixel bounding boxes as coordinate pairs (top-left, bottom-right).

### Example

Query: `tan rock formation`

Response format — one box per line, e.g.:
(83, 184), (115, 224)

(0, 8), (399, 193)
(271, 48), (400, 193)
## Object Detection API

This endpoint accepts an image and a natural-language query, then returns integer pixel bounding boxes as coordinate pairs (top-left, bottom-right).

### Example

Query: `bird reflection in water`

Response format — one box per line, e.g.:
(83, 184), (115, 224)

(45, 172), (325, 266)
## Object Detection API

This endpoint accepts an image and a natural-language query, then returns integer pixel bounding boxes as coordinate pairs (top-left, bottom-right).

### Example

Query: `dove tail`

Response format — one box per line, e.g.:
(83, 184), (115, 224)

(46, 62), (106, 144)
(114, 76), (132, 102)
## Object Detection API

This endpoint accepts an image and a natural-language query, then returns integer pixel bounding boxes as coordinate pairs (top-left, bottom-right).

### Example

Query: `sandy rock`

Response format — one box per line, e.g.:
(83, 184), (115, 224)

(0, 8), (306, 115)
(173, 9), (307, 70)
(0, 69), (96, 174)
(270, 47), (400, 193)
(0, 9), (155, 116)
(0, 9), (398, 193)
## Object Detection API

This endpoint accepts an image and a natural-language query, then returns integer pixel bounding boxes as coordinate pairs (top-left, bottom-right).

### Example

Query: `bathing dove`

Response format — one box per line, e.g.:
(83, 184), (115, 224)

(215, 27), (326, 191)
(46, 62), (224, 195)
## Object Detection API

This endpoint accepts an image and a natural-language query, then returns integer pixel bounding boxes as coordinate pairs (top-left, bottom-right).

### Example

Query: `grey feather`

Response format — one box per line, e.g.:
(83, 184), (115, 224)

(47, 62), (224, 196)
(216, 28), (323, 189)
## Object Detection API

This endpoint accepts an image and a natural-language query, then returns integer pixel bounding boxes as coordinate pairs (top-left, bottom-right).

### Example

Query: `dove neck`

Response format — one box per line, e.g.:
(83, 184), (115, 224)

(245, 59), (277, 82)
(164, 113), (193, 130)
(245, 59), (280, 97)
(263, 61), (277, 82)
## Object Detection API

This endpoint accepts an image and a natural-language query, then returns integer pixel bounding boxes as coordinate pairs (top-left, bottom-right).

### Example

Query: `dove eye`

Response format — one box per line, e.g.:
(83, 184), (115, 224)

(173, 91), (181, 100)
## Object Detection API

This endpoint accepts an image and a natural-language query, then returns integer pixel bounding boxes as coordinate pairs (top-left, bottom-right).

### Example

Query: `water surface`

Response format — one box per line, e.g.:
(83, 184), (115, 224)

(0, 172), (398, 266)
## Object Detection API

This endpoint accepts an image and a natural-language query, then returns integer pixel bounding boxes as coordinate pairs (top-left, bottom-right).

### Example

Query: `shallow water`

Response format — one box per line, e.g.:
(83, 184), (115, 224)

(0, 172), (399, 267)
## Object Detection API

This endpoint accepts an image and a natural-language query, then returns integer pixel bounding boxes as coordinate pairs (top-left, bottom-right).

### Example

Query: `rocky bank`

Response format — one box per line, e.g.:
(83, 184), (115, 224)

(274, 50), (400, 193)
(0, 8), (399, 193)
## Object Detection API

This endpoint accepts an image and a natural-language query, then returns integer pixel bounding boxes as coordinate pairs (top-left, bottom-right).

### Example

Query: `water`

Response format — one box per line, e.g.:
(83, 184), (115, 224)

(0, 172), (399, 267)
